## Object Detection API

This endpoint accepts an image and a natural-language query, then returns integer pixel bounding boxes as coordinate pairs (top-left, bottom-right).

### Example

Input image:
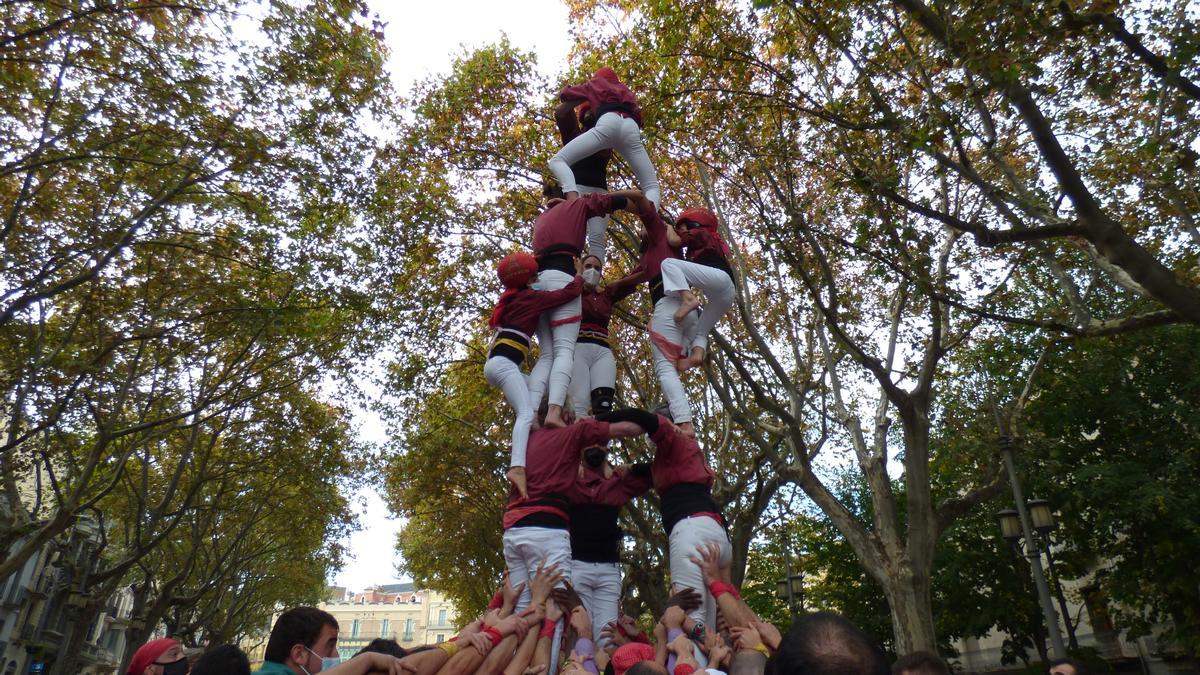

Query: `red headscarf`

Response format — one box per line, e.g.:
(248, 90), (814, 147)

(611, 643), (657, 675)
(594, 67), (620, 82)
(127, 638), (179, 675)
(490, 252), (539, 329)
(676, 207), (730, 256)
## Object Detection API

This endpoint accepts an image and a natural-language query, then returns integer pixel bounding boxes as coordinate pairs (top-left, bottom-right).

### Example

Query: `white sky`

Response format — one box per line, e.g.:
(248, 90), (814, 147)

(331, 0), (572, 590)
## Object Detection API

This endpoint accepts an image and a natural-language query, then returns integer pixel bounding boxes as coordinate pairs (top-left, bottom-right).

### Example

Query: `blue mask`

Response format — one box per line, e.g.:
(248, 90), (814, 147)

(302, 647), (341, 673)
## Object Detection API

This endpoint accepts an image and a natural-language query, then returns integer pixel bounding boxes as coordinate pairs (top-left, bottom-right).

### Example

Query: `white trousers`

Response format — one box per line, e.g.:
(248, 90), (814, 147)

(570, 561), (621, 649)
(660, 259), (735, 353)
(504, 526), (570, 675)
(528, 270), (581, 410)
(668, 516), (732, 629)
(577, 184), (611, 265)
(569, 342), (617, 417)
(649, 296), (697, 424)
(549, 112), (660, 208)
(484, 356), (533, 467)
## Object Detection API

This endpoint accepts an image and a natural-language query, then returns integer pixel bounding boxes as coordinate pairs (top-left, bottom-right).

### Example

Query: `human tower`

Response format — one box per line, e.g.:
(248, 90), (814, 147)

(482, 67), (741, 670)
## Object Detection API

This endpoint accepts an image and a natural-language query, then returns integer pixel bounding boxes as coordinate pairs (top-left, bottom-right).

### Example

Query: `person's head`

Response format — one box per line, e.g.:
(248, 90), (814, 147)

(582, 445), (608, 473)
(582, 255), (603, 288)
(263, 606), (339, 674)
(765, 612), (889, 675)
(497, 251), (539, 290)
(191, 645), (249, 675)
(676, 207), (718, 233)
(612, 643), (662, 675)
(594, 67), (620, 82)
(892, 650), (950, 675)
(578, 102), (597, 129)
(1048, 658), (1088, 675)
(543, 183), (565, 202)
(127, 638), (187, 675)
(730, 651), (768, 675)
(358, 638), (407, 658)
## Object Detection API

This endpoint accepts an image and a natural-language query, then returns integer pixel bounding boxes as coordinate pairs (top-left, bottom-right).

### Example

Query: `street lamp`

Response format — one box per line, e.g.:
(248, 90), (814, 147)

(775, 573), (804, 611)
(997, 435), (1067, 660)
(1028, 499), (1055, 534)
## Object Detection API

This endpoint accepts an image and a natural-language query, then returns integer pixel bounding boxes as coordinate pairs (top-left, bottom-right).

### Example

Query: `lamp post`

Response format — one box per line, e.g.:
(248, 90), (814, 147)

(997, 435), (1067, 660)
(775, 572), (805, 618)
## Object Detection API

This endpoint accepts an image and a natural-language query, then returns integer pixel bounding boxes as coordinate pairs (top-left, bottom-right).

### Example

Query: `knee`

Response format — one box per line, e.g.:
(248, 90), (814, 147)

(515, 406), (534, 424)
(590, 387), (615, 414)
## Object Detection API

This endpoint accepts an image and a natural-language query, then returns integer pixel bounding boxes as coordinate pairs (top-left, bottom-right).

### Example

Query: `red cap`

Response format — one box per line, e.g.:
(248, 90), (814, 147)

(594, 67), (620, 81)
(497, 252), (538, 289)
(676, 207), (718, 229)
(611, 642), (656, 675)
(127, 638), (179, 675)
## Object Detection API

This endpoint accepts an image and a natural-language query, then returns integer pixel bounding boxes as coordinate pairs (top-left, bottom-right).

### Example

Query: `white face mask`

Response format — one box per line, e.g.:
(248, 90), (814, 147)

(582, 268), (601, 286)
(303, 647), (341, 674)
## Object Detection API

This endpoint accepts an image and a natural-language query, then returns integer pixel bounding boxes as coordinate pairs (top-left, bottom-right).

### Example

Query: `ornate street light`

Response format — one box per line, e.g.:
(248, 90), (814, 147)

(997, 509), (1022, 543)
(1028, 499), (1056, 535)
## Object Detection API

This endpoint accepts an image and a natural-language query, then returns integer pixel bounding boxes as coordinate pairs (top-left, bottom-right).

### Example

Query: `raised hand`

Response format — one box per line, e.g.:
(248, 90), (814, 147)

(551, 582), (584, 612)
(669, 633), (694, 656)
(752, 620), (781, 651)
(468, 631), (493, 655)
(664, 586), (703, 613)
(545, 599), (565, 624)
(730, 624), (762, 652)
(529, 561), (565, 605)
(600, 622), (628, 648)
(568, 605), (592, 638)
(501, 570), (525, 609)
(688, 542), (723, 586)
(660, 606), (686, 630)
(703, 630), (731, 667)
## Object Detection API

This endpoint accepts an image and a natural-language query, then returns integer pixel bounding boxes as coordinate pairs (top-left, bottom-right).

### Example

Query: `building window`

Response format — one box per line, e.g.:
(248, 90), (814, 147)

(381, 619), (390, 637)
(404, 618), (414, 641)
(351, 619), (360, 638)
(438, 609), (446, 625)
(436, 634), (445, 643)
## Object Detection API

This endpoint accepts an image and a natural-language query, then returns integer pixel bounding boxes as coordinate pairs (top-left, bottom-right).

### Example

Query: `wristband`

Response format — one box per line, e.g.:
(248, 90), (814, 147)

(707, 581), (740, 600)
(488, 590), (504, 610)
(436, 641), (459, 657)
(540, 619), (557, 638)
(482, 626), (504, 647)
(753, 643), (770, 656)
(674, 664), (696, 675)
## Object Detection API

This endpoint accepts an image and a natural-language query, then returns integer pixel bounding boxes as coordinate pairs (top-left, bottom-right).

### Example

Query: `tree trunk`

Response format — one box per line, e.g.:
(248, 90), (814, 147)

(880, 563), (937, 654)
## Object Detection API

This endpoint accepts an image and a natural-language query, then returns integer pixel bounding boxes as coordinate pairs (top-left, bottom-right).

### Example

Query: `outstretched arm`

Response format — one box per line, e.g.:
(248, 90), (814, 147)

(608, 189), (650, 216)
(555, 101), (582, 144)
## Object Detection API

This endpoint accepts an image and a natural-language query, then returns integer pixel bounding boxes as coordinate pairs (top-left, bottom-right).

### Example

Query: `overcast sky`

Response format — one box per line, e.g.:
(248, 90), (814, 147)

(331, 0), (573, 591)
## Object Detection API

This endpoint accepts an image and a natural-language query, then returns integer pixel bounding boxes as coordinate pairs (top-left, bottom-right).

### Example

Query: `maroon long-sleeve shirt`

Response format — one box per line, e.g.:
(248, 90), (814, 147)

(636, 202), (682, 304)
(503, 419), (612, 530)
(559, 76), (644, 127)
(579, 270), (644, 343)
(492, 276), (583, 338)
(533, 193), (618, 258)
(648, 414), (723, 535)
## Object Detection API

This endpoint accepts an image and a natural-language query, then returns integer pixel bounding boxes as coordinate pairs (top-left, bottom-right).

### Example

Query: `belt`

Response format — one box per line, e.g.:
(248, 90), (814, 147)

(577, 329), (611, 345)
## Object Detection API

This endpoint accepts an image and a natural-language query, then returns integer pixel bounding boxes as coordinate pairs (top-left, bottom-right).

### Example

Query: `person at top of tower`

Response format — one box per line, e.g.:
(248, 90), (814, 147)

(554, 100), (615, 264)
(662, 208), (737, 373)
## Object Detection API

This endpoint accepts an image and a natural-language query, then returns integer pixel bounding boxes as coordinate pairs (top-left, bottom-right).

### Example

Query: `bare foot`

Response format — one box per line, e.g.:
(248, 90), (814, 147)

(507, 467), (528, 499)
(678, 422), (696, 438)
(674, 291), (701, 322)
(544, 405), (567, 428)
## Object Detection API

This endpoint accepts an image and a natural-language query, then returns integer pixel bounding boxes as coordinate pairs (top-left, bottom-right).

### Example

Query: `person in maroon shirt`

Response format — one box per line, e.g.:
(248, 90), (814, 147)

(662, 207), (737, 372)
(555, 101), (614, 264)
(621, 192), (697, 437)
(485, 251), (584, 499)
(501, 410), (647, 671)
(570, 255), (646, 418)
(567, 447), (653, 651)
(595, 407), (731, 633)
(528, 191), (642, 430)
(548, 67), (661, 209)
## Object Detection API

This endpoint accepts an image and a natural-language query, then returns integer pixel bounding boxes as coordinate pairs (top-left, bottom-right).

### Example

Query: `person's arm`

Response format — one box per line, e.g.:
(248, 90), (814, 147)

(323, 652), (409, 675)
(691, 543), (752, 629)
(670, 634), (700, 675)
(399, 647), (452, 675)
(659, 607), (686, 672)
(528, 276), (584, 312)
(604, 268), (647, 303)
(595, 408), (659, 437)
(501, 616), (543, 675)
(608, 189), (650, 216)
(568, 607), (598, 675)
(555, 101), (582, 144)
(472, 634), (519, 675)
(665, 224), (683, 248)
(559, 83), (590, 104)
(530, 599), (563, 675)
(594, 463), (652, 506)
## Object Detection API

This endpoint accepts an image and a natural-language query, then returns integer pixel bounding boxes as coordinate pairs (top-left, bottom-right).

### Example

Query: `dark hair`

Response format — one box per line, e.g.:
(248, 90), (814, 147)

(765, 612), (889, 675)
(582, 254), (602, 266)
(358, 638), (407, 658)
(892, 650), (950, 675)
(543, 183), (565, 200)
(1048, 658), (1089, 675)
(264, 607), (338, 663)
(192, 644), (250, 675)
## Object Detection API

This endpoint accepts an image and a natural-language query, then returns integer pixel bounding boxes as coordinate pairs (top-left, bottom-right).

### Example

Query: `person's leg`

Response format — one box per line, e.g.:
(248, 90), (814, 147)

(527, 270), (575, 416)
(692, 517), (733, 630)
(682, 266), (734, 354)
(660, 258), (701, 322)
(548, 114), (620, 197)
(571, 561), (601, 643)
(532, 528), (572, 675)
(504, 530), (533, 612)
(545, 281), (582, 425)
(577, 185), (610, 265)
(591, 563), (621, 650)
(612, 116), (660, 207)
(589, 346), (617, 415)
(649, 298), (694, 431)
(667, 518), (708, 627)
(485, 357), (534, 468)
(569, 343), (593, 417)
